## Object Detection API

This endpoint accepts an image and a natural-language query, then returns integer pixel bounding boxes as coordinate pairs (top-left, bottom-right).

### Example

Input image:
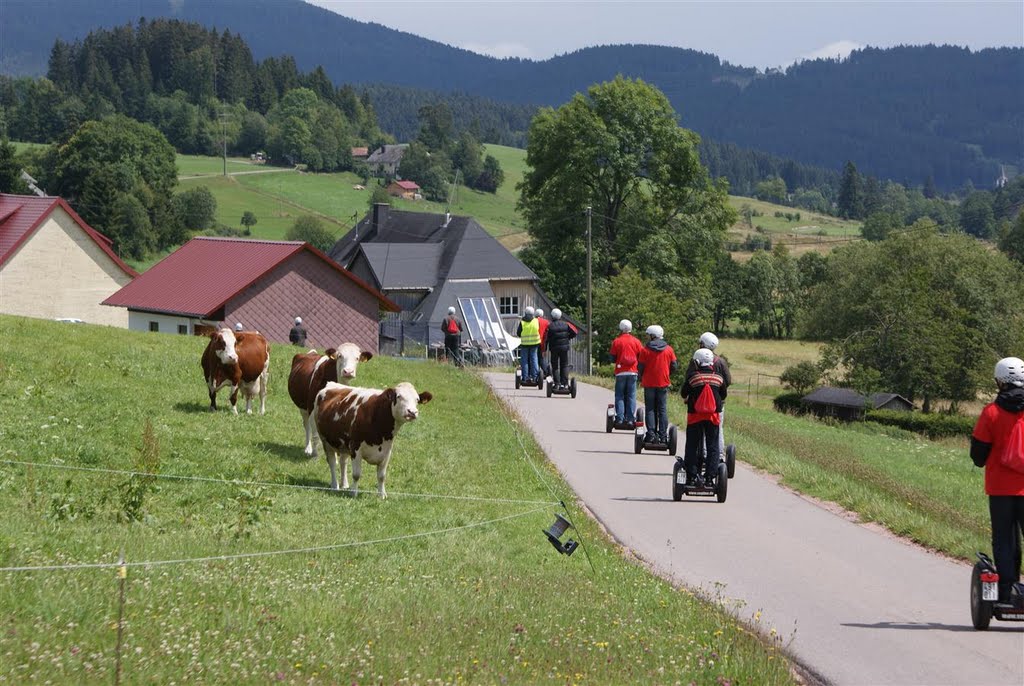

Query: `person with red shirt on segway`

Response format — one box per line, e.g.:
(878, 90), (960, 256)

(971, 356), (1024, 606)
(610, 319), (644, 427)
(536, 308), (552, 383)
(637, 325), (677, 445)
(682, 348), (727, 487)
(440, 306), (464, 367)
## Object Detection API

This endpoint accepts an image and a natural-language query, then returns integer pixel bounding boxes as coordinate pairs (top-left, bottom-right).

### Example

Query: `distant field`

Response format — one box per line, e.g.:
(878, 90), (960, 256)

(176, 154), (266, 177)
(727, 196), (861, 261)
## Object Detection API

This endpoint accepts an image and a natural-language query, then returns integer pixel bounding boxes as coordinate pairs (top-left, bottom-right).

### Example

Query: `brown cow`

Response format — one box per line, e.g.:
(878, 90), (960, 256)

(287, 343), (373, 456)
(201, 328), (270, 415)
(313, 381), (432, 497)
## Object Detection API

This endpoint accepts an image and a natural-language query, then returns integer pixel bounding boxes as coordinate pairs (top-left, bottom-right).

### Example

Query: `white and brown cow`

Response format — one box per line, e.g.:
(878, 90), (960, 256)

(313, 381), (432, 497)
(287, 343), (373, 456)
(201, 328), (270, 415)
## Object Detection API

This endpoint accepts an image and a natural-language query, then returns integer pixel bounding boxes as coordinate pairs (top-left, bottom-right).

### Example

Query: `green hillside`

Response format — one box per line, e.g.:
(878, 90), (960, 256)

(0, 315), (795, 683)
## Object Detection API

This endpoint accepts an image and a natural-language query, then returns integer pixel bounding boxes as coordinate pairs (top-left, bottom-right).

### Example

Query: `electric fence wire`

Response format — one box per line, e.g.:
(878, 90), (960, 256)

(0, 505), (551, 574)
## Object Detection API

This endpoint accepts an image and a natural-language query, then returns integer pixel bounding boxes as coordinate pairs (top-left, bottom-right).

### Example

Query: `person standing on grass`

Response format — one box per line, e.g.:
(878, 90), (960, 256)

(441, 306), (464, 367)
(516, 306), (541, 382)
(289, 317), (307, 346)
(971, 356), (1024, 604)
(545, 308), (576, 389)
(609, 319), (644, 427)
(637, 325), (677, 444)
(682, 348), (727, 487)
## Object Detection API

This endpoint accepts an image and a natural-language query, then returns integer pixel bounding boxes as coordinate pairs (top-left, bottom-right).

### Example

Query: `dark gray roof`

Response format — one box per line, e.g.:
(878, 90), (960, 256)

(366, 145), (407, 164)
(802, 387), (868, 408)
(360, 243), (441, 289)
(869, 392), (915, 409)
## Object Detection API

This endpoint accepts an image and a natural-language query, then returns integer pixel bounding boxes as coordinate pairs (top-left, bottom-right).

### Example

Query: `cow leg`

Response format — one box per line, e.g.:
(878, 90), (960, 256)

(376, 452), (391, 499)
(324, 442), (340, 490)
(259, 364), (269, 416)
(350, 452), (362, 497)
(230, 384), (240, 415)
(207, 377), (219, 411)
(301, 410), (318, 457)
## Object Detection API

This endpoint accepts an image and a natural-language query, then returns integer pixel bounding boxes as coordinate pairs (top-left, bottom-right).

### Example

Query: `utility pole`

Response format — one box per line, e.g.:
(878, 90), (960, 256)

(585, 206), (592, 376)
(221, 108), (227, 177)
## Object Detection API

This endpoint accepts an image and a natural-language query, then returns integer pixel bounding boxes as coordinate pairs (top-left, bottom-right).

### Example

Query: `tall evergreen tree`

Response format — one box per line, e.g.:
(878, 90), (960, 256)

(837, 161), (864, 219)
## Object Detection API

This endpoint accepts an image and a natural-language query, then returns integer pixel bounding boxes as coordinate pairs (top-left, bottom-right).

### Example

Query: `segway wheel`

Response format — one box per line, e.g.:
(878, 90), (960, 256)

(971, 563), (994, 630)
(667, 425), (678, 456)
(635, 408), (644, 424)
(546, 381), (553, 398)
(515, 374), (521, 390)
(537, 375), (544, 391)
(570, 378), (577, 398)
(606, 413), (613, 433)
(634, 432), (643, 455)
(672, 460), (683, 502)
(716, 463), (729, 503)
(726, 444), (736, 479)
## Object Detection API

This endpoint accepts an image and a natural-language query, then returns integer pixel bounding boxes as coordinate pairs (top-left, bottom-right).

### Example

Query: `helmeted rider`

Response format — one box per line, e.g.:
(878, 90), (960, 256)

(682, 348), (728, 487)
(971, 356), (1024, 604)
(685, 332), (732, 460)
(637, 324), (677, 444)
(545, 309), (577, 389)
(609, 319), (644, 426)
(516, 306), (541, 383)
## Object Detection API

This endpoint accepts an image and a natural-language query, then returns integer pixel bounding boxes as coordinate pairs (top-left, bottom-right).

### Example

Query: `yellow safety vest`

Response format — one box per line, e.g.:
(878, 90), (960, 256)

(520, 318), (541, 346)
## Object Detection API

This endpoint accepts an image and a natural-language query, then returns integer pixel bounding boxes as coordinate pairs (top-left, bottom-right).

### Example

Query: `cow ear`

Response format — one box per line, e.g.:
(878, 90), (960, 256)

(209, 332), (218, 341)
(385, 388), (398, 404)
(418, 391), (433, 404)
(325, 348), (337, 359)
(360, 351), (374, 362)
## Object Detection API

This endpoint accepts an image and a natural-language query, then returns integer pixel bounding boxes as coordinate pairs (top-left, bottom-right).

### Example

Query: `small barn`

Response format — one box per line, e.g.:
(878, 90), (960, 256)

(0, 193), (136, 327)
(387, 180), (420, 199)
(801, 387), (916, 421)
(102, 237), (397, 353)
(869, 393), (915, 412)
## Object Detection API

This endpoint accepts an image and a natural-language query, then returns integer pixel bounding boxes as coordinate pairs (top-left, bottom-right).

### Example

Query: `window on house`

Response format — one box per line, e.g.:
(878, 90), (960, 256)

(178, 325), (188, 335)
(149, 322), (159, 332)
(499, 296), (519, 316)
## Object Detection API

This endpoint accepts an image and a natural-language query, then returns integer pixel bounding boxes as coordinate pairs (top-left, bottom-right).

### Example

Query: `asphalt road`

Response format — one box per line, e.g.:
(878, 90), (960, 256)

(484, 373), (1024, 685)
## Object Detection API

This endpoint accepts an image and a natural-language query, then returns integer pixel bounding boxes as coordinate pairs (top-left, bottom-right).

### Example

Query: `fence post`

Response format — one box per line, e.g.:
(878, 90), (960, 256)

(115, 550), (127, 686)
(399, 320), (405, 357)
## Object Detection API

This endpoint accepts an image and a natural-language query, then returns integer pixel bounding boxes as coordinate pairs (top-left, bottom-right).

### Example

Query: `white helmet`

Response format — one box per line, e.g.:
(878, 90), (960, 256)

(619, 319), (632, 333)
(536, 308), (544, 318)
(524, 306), (535, 316)
(645, 324), (664, 339)
(693, 348), (714, 367)
(551, 308), (562, 320)
(699, 332), (719, 350)
(995, 357), (1024, 388)
(234, 322), (243, 331)
(294, 316), (302, 325)
(447, 306), (456, 315)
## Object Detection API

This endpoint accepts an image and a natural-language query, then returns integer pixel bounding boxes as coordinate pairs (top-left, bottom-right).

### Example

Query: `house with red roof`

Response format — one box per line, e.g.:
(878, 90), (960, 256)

(103, 237), (398, 353)
(386, 180), (421, 200)
(0, 193), (137, 326)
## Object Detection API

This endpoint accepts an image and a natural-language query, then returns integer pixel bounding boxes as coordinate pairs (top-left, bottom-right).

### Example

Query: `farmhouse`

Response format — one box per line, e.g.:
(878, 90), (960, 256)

(366, 144), (407, 177)
(329, 203), (583, 365)
(103, 237), (397, 352)
(801, 386), (915, 421)
(0, 193), (136, 326)
(387, 180), (420, 199)
(351, 146), (369, 161)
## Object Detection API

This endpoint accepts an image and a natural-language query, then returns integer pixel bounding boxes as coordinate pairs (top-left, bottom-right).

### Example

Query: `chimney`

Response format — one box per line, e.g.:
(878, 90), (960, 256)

(372, 202), (390, 234)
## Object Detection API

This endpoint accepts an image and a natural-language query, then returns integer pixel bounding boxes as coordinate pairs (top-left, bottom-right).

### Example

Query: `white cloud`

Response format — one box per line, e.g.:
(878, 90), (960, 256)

(461, 41), (534, 60)
(801, 40), (865, 62)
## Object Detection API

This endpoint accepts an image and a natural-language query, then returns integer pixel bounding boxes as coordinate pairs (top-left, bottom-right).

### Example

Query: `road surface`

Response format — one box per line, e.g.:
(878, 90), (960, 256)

(484, 373), (1024, 685)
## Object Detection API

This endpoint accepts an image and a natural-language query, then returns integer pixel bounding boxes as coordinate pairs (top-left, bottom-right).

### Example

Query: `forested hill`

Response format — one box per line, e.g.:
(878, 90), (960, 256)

(2, 0), (1021, 189)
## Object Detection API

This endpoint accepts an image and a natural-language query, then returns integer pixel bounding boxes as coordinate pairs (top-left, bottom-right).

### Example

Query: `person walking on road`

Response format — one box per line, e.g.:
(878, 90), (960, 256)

(971, 356), (1024, 604)
(682, 348), (727, 487)
(637, 324), (677, 444)
(545, 308), (576, 389)
(516, 306), (541, 383)
(289, 316), (308, 347)
(610, 319), (644, 427)
(441, 306), (464, 367)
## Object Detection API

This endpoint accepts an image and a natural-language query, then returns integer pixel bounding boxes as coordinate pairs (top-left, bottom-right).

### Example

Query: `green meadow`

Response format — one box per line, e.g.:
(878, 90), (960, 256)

(0, 315), (796, 684)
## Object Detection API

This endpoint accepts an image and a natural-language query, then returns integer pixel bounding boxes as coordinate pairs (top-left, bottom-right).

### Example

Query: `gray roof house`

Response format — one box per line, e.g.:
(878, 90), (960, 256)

(365, 145), (408, 177)
(801, 387), (915, 420)
(330, 204), (581, 363)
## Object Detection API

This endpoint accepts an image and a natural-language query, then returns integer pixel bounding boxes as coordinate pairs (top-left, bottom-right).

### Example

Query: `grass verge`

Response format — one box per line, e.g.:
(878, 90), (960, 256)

(0, 315), (794, 684)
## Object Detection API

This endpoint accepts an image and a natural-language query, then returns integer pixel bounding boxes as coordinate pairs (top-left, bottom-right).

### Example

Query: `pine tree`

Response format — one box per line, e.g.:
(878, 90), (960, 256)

(837, 161), (864, 219)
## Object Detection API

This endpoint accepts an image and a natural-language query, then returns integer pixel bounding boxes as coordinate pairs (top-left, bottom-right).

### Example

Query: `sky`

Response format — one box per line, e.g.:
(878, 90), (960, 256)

(306, 0), (1023, 69)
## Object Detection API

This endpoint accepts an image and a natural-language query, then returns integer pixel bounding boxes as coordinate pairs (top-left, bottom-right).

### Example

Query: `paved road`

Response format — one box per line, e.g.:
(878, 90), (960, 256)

(485, 374), (1024, 685)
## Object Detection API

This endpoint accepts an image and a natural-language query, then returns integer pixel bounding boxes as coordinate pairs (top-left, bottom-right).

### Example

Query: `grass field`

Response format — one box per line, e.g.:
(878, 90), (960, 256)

(176, 154), (267, 177)
(0, 315), (796, 684)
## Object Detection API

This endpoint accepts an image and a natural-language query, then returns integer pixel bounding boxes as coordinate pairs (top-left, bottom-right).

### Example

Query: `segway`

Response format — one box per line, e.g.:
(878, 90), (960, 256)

(514, 364), (544, 391)
(970, 552), (1024, 629)
(606, 404), (639, 433)
(634, 415), (678, 455)
(699, 440), (737, 479)
(546, 375), (577, 398)
(672, 457), (728, 503)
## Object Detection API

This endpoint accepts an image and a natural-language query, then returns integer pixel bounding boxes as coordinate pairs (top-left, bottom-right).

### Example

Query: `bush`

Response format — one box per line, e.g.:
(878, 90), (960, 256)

(780, 361), (820, 395)
(864, 409), (975, 438)
(286, 216), (336, 252)
(773, 392), (806, 414)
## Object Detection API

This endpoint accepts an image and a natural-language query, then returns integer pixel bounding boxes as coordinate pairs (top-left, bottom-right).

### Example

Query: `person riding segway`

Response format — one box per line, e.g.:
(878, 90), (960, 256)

(637, 325), (677, 448)
(687, 332), (736, 477)
(515, 307), (543, 389)
(680, 348), (727, 489)
(608, 319), (643, 431)
(544, 308), (577, 397)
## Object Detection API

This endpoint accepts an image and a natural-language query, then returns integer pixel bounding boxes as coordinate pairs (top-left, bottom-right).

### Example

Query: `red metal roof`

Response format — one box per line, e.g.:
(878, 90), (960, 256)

(103, 237), (398, 316)
(0, 193), (137, 277)
(393, 180), (420, 190)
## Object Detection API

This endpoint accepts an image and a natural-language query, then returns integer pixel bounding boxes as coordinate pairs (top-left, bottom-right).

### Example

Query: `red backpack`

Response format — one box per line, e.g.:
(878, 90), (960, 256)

(1000, 414), (1024, 474)
(694, 383), (717, 414)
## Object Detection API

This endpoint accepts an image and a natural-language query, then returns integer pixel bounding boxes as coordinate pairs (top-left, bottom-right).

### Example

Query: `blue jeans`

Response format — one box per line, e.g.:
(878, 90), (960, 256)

(685, 421), (721, 480)
(520, 345), (539, 381)
(644, 387), (669, 439)
(614, 374), (637, 422)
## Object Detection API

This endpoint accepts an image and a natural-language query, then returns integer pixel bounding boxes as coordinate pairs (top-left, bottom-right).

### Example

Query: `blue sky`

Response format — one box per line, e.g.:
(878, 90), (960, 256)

(307, 0), (1023, 69)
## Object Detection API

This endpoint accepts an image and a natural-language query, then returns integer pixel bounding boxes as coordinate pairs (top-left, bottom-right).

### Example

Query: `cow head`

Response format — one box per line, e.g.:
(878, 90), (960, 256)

(334, 343), (374, 379)
(387, 382), (432, 423)
(211, 329), (239, 364)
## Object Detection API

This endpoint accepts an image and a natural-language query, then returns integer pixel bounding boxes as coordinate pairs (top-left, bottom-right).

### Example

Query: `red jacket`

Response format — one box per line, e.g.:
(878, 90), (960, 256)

(637, 341), (677, 388)
(609, 333), (643, 375)
(973, 401), (1024, 496)
(537, 317), (550, 351)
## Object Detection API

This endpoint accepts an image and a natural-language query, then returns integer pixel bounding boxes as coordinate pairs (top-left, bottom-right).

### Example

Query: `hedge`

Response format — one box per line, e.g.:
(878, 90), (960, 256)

(773, 392), (806, 414)
(864, 409), (975, 438)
